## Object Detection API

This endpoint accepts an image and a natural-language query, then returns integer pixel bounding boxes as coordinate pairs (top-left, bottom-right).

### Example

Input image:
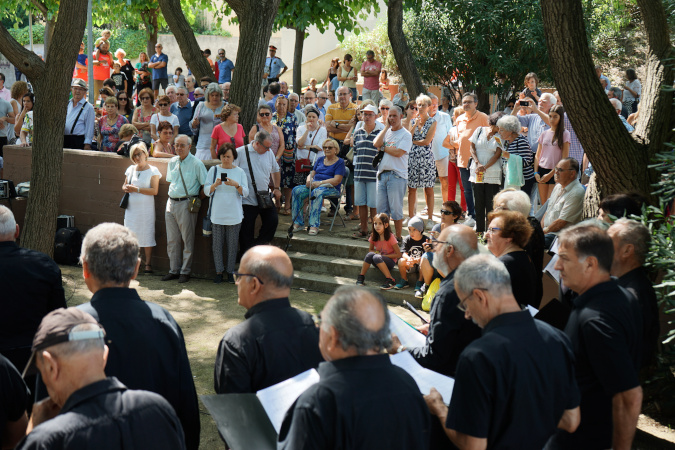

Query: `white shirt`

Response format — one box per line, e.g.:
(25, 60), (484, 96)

(150, 112), (180, 129)
(543, 178), (586, 232)
(64, 97), (95, 144)
(468, 126), (502, 184)
(430, 111), (451, 160)
(233, 144), (280, 206)
(204, 165), (249, 225)
(377, 127), (412, 179)
(296, 125), (326, 160)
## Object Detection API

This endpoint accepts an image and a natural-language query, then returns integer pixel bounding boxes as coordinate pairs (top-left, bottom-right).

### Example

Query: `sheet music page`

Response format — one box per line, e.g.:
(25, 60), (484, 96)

(526, 305), (538, 317)
(544, 254), (561, 285)
(388, 311), (426, 348)
(390, 352), (455, 405)
(256, 368), (320, 434)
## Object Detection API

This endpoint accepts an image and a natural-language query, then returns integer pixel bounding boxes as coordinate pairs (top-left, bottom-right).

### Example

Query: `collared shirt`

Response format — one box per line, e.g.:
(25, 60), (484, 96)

(430, 110), (451, 160)
(517, 113), (550, 152)
(166, 153), (207, 198)
(409, 272), (481, 376)
(217, 58), (235, 83)
(599, 74), (611, 90)
(542, 178), (586, 230)
(278, 354), (431, 450)
(325, 102), (358, 140)
(0, 87), (11, 102)
(619, 267), (659, 368)
(265, 56), (286, 78)
(78, 287), (200, 450)
(64, 97), (95, 144)
(564, 113), (584, 166)
(454, 111), (489, 168)
(353, 122), (385, 183)
(0, 99), (13, 138)
(377, 126), (412, 179)
(619, 114), (634, 132)
(548, 280), (641, 449)
(171, 102), (194, 136)
(214, 298), (323, 394)
(447, 311), (580, 448)
(233, 144), (280, 206)
(16, 378), (186, 450)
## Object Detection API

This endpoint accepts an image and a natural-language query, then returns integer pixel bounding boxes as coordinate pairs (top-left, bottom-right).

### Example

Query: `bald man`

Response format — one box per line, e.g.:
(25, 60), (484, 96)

(214, 246), (323, 393)
(278, 287), (431, 449)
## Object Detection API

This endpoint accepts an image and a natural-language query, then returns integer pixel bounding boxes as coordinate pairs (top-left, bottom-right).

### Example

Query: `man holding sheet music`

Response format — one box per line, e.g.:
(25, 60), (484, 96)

(425, 254), (581, 449)
(214, 246), (323, 394)
(389, 224), (481, 377)
(278, 286), (431, 449)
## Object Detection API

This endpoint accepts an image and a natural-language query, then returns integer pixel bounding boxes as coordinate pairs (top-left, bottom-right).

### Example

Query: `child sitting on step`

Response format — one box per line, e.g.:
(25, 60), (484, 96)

(356, 213), (401, 290)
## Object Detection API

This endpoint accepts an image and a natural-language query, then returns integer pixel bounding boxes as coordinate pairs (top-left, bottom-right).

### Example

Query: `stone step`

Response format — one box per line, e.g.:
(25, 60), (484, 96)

(287, 251), (400, 280)
(273, 230), (371, 260)
(292, 270), (423, 308)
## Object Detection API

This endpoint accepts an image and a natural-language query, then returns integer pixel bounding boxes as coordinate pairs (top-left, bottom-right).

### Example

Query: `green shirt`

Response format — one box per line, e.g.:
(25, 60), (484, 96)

(166, 153), (207, 198)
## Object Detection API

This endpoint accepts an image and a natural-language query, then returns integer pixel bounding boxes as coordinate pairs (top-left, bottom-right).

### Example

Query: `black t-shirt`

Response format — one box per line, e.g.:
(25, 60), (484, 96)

(0, 354), (29, 447)
(110, 72), (127, 92)
(402, 234), (427, 260)
(447, 311), (579, 448)
(500, 250), (539, 308)
(119, 60), (135, 95)
(409, 271), (482, 376)
(547, 280), (642, 449)
(619, 267), (659, 368)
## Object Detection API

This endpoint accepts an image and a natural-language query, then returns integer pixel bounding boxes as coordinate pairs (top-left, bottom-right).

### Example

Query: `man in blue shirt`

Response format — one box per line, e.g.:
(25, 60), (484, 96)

(170, 87), (193, 136)
(149, 43), (169, 99)
(216, 49), (235, 84)
(263, 45), (287, 84)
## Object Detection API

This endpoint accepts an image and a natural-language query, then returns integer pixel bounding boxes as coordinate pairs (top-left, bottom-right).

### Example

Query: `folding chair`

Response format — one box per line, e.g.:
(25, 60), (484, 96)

(324, 167), (350, 231)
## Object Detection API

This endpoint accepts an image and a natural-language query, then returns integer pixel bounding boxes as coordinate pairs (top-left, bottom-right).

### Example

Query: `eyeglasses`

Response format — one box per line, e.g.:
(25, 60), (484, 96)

(201, 84), (209, 89)
(119, 97), (128, 101)
(218, 53), (225, 56)
(312, 314), (322, 328)
(141, 97), (151, 100)
(440, 209), (455, 216)
(380, 107), (390, 111)
(158, 103), (169, 107)
(175, 143), (188, 148)
(409, 106), (418, 110)
(554, 167), (574, 173)
(430, 238), (450, 250)
(177, 93), (185, 96)
(259, 112), (271, 117)
(457, 288), (488, 312)
(338, 93), (350, 97)
(232, 272), (265, 284)
(323, 146), (337, 150)
(417, 104), (427, 108)
(318, 96), (328, 100)
(486, 227), (502, 234)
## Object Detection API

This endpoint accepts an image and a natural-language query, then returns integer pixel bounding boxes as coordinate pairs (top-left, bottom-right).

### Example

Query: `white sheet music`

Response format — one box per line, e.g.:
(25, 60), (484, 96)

(526, 305), (538, 317)
(256, 368), (320, 434)
(390, 352), (455, 405)
(389, 311), (427, 348)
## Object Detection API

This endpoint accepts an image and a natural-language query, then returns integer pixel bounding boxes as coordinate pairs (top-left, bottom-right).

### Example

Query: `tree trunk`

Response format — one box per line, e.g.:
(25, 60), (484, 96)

(42, 17), (56, 60)
(142, 7), (159, 58)
(540, 0), (673, 203)
(475, 85), (490, 114)
(387, 0), (425, 99)
(292, 27), (305, 95)
(157, 0), (213, 82)
(0, 0), (88, 256)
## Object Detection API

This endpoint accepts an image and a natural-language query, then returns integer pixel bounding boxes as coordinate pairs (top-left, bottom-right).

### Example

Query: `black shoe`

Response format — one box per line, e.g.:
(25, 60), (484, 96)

(214, 274), (223, 284)
(161, 273), (180, 281)
(356, 274), (365, 286)
(227, 273), (235, 284)
(380, 278), (397, 290)
(178, 274), (190, 283)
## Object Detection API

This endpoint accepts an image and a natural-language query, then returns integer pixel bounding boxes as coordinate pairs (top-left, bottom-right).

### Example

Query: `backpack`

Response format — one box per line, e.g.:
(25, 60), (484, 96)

(54, 227), (83, 265)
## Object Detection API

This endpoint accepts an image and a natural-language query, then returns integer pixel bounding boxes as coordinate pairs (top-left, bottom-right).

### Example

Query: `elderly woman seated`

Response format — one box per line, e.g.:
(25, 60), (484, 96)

(291, 138), (345, 236)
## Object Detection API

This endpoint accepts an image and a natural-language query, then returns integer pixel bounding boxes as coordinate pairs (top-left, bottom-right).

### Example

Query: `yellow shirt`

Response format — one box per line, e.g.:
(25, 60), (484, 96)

(454, 111), (489, 168)
(325, 102), (358, 140)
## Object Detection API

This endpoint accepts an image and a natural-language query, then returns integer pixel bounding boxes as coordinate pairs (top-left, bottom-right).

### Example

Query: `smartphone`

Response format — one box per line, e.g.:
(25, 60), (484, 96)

(520, 100), (530, 107)
(221, 173), (228, 182)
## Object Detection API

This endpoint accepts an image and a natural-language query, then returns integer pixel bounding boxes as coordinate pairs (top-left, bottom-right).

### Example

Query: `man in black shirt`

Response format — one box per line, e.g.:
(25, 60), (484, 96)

(214, 245), (323, 393)
(548, 225), (643, 449)
(425, 254), (580, 449)
(75, 223), (200, 450)
(0, 205), (66, 371)
(0, 354), (29, 448)
(278, 287), (431, 449)
(16, 308), (185, 450)
(390, 224), (481, 376)
(609, 218), (659, 367)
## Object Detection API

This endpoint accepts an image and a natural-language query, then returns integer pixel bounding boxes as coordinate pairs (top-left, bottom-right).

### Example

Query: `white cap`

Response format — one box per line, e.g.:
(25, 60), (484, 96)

(362, 104), (378, 114)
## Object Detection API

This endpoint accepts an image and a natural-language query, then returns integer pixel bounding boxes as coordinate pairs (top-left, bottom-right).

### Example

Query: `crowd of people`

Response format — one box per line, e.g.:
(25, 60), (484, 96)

(0, 37), (661, 449)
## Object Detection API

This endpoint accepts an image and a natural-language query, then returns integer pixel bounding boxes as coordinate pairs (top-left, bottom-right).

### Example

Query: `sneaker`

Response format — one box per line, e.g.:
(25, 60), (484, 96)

(415, 282), (427, 299)
(227, 273), (235, 284)
(356, 274), (365, 286)
(402, 217), (410, 226)
(213, 273), (223, 284)
(395, 279), (409, 289)
(463, 214), (476, 228)
(161, 273), (180, 281)
(380, 278), (397, 290)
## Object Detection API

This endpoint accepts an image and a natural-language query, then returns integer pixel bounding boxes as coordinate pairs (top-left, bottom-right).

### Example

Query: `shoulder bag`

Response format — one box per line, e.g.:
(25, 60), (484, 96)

(203, 169), (218, 236)
(178, 160), (202, 213)
(120, 167), (135, 209)
(295, 128), (318, 173)
(244, 144), (275, 209)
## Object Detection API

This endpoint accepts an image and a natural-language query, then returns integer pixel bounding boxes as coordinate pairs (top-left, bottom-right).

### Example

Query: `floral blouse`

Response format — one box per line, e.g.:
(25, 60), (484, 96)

(273, 112), (298, 163)
(99, 114), (129, 152)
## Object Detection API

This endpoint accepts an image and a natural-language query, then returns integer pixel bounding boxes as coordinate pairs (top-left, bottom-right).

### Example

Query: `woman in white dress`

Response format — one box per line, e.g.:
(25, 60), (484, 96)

(204, 142), (248, 284)
(123, 142), (161, 273)
(191, 82), (224, 161)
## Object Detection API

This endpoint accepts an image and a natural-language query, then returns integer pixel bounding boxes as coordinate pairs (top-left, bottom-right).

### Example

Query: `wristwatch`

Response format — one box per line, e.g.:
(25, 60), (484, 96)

(137, 186), (140, 193)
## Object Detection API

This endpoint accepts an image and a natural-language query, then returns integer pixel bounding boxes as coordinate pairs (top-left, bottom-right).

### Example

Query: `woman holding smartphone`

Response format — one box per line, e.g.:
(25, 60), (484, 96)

(204, 143), (249, 284)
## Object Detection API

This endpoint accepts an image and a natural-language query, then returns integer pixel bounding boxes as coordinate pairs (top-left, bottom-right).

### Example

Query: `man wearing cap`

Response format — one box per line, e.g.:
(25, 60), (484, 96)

(76, 223), (200, 449)
(264, 45), (287, 84)
(216, 49), (234, 84)
(149, 43), (169, 99)
(64, 78), (95, 150)
(17, 308), (186, 449)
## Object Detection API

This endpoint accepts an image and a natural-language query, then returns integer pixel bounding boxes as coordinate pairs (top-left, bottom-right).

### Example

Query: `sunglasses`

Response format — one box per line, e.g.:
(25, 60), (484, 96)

(158, 103), (169, 107)
(323, 146), (337, 150)
(440, 209), (455, 216)
(409, 106), (418, 110)
(259, 112), (271, 117)
(380, 107), (390, 110)
(141, 97), (151, 100)
(319, 97), (328, 100)
(119, 97), (128, 101)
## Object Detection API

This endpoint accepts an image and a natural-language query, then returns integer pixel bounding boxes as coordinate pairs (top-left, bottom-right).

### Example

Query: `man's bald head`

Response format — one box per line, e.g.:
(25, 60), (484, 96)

(240, 245), (294, 291)
(442, 224), (479, 260)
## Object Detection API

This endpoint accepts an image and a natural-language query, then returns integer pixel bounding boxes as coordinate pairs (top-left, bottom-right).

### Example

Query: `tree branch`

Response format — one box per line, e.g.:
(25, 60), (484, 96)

(30, 0), (49, 16)
(0, 25), (45, 80)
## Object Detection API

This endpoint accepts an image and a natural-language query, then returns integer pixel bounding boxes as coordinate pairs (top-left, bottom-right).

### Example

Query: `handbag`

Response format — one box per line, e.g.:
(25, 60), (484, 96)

(203, 169), (218, 237)
(244, 143), (275, 209)
(120, 167), (135, 209)
(295, 128), (319, 172)
(177, 161), (202, 213)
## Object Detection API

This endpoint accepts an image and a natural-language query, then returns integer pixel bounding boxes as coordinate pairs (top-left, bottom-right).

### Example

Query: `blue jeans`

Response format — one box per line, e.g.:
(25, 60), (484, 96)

(376, 171), (407, 220)
(459, 167), (475, 217)
(292, 185), (340, 228)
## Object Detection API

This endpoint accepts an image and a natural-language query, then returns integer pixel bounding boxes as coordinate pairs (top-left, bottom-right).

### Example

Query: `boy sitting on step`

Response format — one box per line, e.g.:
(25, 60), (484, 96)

(394, 216), (427, 290)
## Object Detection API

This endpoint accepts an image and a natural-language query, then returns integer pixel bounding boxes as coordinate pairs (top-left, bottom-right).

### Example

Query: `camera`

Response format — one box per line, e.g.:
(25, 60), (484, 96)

(520, 100), (530, 107)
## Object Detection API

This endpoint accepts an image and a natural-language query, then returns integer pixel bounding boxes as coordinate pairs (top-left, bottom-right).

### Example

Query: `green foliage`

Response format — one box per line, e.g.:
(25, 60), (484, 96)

(7, 23), (46, 45)
(340, 19), (398, 77)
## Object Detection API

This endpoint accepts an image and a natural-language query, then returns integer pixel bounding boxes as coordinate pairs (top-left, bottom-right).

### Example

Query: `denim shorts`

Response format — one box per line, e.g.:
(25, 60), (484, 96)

(354, 180), (377, 208)
(376, 171), (407, 220)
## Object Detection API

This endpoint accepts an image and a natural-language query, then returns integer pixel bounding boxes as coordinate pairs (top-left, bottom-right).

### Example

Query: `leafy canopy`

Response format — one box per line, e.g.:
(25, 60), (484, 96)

(274, 0), (378, 39)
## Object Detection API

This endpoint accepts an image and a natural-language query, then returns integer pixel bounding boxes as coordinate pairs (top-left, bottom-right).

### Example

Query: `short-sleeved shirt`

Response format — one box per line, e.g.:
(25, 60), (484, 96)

(547, 280), (642, 449)
(622, 79), (641, 102)
(353, 122), (384, 182)
(313, 156), (346, 191)
(361, 59), (382, 90)
(325, 102), (358, 140)
(166, 153), (207, 198)
(278, 354), (430, 450)
(542, 178), (586, 231)
(447, 311), (580, 448)
(517, 113), (550, 152)
(211, 123), (246, 150)
(73, 53), (88, 81)
(217, 58), (235, 84)
(150, 113), (180, 130)
(233, 144), (280, 206)
(377, 127), (412, 179)
(110, 72), (127, 92)
(295, 125), (327, 160)
(93, 51), (113, 81)
(618, 267), (659, 368)
(369, 234), (399, 262)
(171, 103), (194, 136)
(264, 56), (286, 78)
(454, 111), (489, 168)
(538, 129), (571, 169)
(0, 99), (13, 138)
(430, 111), (451, 160)
(0, 354), (29, 445)
(468, 126), (502, 184)
(401, 234), (426, 259)
(150, 53), (169, 79)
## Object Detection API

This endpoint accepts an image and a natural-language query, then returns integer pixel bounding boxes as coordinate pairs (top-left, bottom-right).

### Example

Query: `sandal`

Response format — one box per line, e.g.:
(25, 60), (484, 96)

(292, 223), (304, 232)
(144, 264), (154, 274)
(280, 209), (291, 216)
(352, 230), (368, 239)
(308, 227), (319, 236)
(347, 212), (360, 221)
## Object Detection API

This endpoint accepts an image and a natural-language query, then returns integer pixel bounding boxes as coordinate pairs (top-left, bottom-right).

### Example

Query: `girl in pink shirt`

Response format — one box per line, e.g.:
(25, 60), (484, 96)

(535, 104), (570, 203)
(356, 213), (402, 290)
